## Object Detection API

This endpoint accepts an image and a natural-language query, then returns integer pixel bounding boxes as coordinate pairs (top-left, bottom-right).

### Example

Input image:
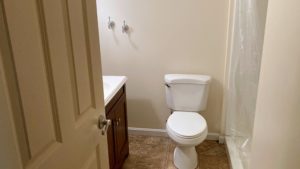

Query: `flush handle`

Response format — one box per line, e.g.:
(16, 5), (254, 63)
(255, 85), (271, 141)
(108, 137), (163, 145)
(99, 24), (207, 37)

(98, 115), (111, 135)
(165, 83), (170, 88)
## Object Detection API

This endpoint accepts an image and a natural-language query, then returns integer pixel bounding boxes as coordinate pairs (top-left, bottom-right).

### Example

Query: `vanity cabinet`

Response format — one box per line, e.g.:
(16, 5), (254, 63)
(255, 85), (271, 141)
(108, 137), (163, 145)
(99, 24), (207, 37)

(105, 85), (129, 169)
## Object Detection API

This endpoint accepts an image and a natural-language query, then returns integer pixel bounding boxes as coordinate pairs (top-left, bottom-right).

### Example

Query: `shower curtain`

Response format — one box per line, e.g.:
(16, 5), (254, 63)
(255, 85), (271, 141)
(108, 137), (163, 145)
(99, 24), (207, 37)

(225, 0), (264, 168)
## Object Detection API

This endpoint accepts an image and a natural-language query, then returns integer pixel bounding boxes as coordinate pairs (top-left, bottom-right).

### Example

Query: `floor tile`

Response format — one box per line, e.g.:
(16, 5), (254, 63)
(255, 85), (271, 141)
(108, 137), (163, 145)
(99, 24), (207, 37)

(123, 135), (230, 169)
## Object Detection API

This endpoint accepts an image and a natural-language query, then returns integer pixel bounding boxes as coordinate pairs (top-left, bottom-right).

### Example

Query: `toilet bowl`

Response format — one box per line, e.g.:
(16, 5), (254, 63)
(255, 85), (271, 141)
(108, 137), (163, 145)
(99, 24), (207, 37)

(164, 74), (211, 169)
(166, 111), (208, 169)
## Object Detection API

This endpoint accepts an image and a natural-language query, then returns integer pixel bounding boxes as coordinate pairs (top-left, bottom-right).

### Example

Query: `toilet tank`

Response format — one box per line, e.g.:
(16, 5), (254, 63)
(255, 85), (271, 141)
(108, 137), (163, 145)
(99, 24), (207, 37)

(165, 74), (211, 112)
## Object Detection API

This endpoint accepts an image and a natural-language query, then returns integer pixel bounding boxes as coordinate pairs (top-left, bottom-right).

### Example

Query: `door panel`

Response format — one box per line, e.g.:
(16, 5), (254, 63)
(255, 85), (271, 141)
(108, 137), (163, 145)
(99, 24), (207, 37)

(0, 0), (109, 168)
(3, 0), (62, 159)
(81, 149), (101, 169)
(67, 0), (94, 116)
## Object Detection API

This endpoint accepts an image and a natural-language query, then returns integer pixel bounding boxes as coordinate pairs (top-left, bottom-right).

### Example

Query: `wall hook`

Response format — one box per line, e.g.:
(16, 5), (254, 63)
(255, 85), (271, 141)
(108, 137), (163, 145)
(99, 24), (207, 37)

(122, 20), (129, 34)
(108, 17), (115, 30)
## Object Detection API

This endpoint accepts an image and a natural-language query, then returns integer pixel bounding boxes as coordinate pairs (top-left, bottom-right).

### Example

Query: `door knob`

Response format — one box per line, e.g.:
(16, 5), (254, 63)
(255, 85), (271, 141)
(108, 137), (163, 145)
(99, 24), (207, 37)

(98, 115), (111, 135)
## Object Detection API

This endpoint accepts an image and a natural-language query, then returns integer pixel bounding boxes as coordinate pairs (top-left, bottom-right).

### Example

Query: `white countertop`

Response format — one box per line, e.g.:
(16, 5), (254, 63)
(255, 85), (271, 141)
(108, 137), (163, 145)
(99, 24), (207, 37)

(103, 76), (127, 106)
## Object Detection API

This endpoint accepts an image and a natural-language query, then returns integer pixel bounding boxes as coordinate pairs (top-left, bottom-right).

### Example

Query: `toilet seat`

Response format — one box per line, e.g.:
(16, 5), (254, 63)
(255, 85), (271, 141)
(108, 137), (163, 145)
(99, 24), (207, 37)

(167, 111), (207, 139)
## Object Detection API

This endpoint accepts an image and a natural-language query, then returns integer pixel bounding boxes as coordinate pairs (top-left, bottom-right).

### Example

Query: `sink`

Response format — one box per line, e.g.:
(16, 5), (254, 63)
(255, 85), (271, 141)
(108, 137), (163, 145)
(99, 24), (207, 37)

(102, 76), (127, 106)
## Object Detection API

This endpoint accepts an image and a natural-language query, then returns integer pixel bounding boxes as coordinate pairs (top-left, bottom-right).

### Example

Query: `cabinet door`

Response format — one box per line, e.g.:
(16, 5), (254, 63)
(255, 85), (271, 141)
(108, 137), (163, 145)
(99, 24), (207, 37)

(114, 94), (129, 167)
(106, 112), (116, 169)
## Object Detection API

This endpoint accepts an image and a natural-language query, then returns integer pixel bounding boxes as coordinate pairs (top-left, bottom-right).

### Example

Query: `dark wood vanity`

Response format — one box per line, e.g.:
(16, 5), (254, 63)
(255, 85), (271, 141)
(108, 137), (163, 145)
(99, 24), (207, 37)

(105, 85), (129, 169)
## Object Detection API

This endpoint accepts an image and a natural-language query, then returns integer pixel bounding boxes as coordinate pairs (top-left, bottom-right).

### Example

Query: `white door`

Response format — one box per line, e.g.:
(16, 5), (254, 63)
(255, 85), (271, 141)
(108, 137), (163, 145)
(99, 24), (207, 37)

(0, 0), (109, 169)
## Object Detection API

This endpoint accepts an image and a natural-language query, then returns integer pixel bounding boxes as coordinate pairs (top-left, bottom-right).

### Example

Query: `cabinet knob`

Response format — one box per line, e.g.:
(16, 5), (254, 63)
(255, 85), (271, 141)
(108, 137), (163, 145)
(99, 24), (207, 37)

(116, 118), (121, 126)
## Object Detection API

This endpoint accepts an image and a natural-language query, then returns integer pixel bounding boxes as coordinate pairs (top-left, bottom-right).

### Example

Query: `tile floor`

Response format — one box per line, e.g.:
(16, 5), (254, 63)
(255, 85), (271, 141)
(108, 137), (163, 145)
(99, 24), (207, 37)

(123, 135), (230, 169)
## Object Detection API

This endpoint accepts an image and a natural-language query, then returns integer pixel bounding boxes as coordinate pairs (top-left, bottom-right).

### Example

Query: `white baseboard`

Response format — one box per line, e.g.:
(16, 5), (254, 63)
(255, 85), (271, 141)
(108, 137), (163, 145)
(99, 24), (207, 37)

(128, 127), (221, 141)
(128, 127), (168, 137)
(206, 132), (220, 141)
(219, 135), (226, 144)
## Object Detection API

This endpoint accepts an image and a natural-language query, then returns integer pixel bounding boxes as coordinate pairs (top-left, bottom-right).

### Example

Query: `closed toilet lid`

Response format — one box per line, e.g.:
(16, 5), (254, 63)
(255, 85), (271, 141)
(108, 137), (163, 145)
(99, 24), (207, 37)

(167, 111), (207, 139)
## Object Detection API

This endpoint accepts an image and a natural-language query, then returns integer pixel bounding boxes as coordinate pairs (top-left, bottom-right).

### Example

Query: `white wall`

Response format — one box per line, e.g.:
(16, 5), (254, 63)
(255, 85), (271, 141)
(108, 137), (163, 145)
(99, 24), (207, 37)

(97, 0), (230, 132)
(250, 0), (300, 168)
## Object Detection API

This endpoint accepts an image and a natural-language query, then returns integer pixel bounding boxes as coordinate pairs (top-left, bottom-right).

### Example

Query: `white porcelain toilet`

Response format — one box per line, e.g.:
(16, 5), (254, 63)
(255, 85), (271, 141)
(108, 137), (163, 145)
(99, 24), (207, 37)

(164, 74), (211, 169)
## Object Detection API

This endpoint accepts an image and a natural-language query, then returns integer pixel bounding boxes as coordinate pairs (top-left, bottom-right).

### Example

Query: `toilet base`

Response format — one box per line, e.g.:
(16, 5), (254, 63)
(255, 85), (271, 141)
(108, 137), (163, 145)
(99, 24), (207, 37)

(174, 146), (198, 169)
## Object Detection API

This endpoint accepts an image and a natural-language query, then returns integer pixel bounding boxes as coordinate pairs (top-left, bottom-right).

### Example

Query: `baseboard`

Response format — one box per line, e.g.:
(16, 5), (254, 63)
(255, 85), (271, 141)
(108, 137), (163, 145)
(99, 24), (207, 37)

(128, 127), (168, 137)
(219, 135), (226, 144)
(206, 132), (220, 141)
(128, 127), (221, 141)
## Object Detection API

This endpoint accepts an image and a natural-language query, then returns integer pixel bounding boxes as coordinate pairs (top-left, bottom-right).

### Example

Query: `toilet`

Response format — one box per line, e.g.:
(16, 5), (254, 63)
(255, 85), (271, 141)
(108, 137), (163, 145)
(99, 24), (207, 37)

(164, 74), (211, 169)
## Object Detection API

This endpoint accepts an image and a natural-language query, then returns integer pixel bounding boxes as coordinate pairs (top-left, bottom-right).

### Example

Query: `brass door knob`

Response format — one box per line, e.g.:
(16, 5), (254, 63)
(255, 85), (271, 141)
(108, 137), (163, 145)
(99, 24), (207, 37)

(98, 115), (111, 135)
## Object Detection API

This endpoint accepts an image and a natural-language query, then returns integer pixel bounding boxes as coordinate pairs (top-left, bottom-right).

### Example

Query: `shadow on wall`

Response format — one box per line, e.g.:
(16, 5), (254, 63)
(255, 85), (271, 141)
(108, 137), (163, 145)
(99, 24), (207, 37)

(201, 77), (224, 133)
(108, 22), (138, 50)
(109, 27), (119, 45)
(127, 98), (166, 129)
(126, 27), (138, 50)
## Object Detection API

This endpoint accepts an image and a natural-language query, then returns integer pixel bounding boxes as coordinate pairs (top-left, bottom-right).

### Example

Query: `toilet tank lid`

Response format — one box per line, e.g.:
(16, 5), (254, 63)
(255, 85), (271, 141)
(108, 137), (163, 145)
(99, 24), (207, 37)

(165, 74), (211, 84)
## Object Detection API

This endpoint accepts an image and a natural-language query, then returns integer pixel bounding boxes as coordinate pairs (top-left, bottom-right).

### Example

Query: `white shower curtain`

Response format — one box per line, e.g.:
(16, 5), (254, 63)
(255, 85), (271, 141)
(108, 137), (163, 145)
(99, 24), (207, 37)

(225, 0), (264, 168)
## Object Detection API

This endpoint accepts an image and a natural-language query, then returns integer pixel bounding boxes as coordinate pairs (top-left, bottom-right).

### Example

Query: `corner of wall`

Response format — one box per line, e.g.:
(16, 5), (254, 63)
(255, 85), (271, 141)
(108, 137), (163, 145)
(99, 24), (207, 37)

(220, 0), (236, 136)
